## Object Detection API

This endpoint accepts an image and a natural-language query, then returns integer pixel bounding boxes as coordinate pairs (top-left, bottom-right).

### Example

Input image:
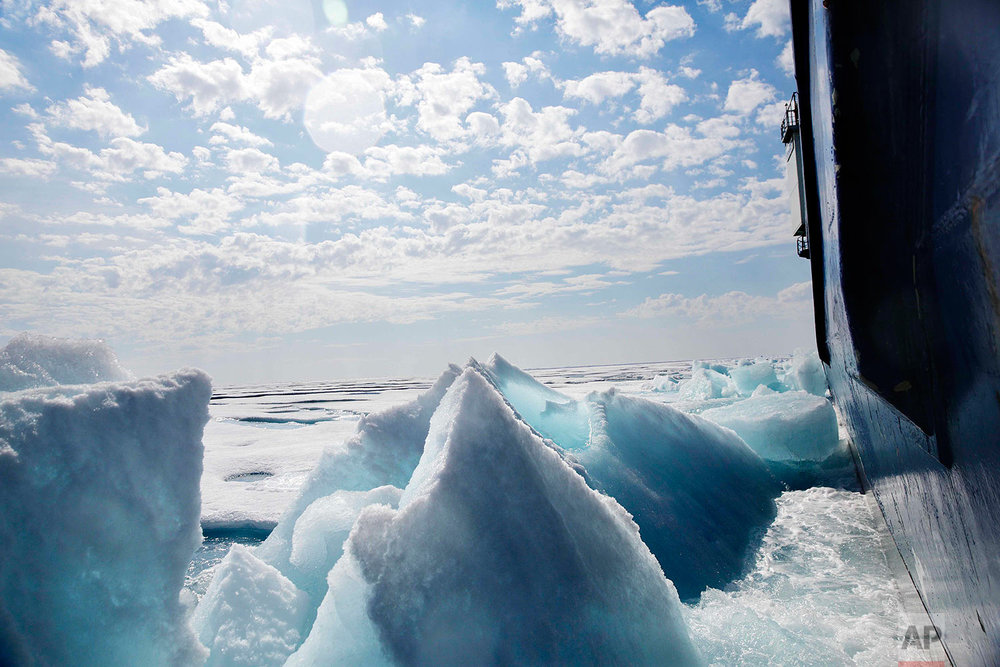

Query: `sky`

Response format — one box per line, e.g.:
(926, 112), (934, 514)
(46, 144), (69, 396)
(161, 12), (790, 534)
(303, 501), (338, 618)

(0, 0), (812, 383)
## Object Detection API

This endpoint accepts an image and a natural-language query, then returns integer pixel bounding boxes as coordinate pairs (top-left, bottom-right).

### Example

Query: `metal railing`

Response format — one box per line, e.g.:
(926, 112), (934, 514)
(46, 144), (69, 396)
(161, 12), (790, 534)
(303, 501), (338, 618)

(796, 234), (810, 258)
(781, 92), (799, 143)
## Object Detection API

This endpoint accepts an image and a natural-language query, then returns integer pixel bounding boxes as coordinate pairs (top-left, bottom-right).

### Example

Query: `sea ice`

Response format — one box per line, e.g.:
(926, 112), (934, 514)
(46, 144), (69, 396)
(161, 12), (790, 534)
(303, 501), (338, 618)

(199, 418), (360, 534)
(0, 333), (131, 391)
(700, 390), (839, 462)
(192, 545), (310, 667)
(580, 388), (780, 599)
(0, 368), (210, 666)
(780, 348), (828, 397)
(479, 354), (780, 600)
(254, 365), (460, 605)
(643, 373), (679, 392)
(678, 366), (738, 400)
(288, 369), (701, 665)
(288, 486), (402, 600)
(729, 359), (781, 396)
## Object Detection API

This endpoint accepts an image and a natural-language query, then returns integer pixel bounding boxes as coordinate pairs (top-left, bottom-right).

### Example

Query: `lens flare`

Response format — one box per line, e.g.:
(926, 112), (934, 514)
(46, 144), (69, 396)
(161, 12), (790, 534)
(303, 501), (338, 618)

(323, 0), (349, 26)
(304, 70), (386, 155)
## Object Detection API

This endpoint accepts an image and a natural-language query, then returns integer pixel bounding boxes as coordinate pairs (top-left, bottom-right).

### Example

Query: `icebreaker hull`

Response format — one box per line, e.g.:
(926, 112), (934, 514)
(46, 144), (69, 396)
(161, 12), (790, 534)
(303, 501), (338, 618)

(790, 0), (1000, 663)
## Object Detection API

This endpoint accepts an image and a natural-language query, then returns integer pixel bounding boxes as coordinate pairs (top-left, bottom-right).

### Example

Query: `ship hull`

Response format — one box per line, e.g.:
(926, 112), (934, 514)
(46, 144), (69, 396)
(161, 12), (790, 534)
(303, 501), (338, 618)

(790, 0), (1000, 663)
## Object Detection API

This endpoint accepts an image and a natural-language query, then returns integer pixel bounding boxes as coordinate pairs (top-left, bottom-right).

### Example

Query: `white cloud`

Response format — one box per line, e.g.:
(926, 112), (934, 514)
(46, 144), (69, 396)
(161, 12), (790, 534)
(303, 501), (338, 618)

(247, 54), (323, 120)
(27, 122), (186, 181)
(503, 61), (529, 88)
(600, 124), (743, 176)
(11, 103), (38, 118)
(633, 67), (687, 123)
(362, 144), (452, 179)
(499, 0), (695, 58)
(209, 122), (272, 147)
(33, 0), (209, 67)
(225, 147), (279, 173)
(0, 158), (57, 177)
(148, 55), (249, 116)
(498, 97), (585, 164)
(190, 18), (270, 60)
(138, 186), (244, 235)
(778, 40), (794, 76)
(0, 49), (33, 92)
(98, 137), (187, 179)
(322, 151), (365, 178)
(406, 13), (426, 28)
(678, 65), (700, 79)
(739, 0), (790, 38)
(563, 71), (635, 105)
(755, 100), (786, 128)
(148, 47), (324, 121)
(304, 68), (392, 155)
(365, 13), (388, 32)
(724, 70), (777, 115)
(623, 282), (810, 324)
(45, 86), (145, 138)
(264, 35), (316, 61)
(696, 116), (741, 139)
(401, 58), (495, 143)
(502, 56), (552, 89)
(465, 112), (502, 142)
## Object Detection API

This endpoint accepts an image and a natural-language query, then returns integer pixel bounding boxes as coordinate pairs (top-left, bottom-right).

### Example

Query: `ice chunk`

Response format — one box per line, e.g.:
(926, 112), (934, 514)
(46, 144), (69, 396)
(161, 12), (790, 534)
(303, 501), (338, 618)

(643, 373), (680, 392)
(781, 348), (828, 397)
(284, 549), (391, 666)
(255, 365), (460, 604)
(481, 355), (779, 599)
(478, 353), (590, 449)
(192, 544), (311, 667)
(700, 391), (839, 462)
(0, 370), (210, 666)
(729, 359), (780, 396)
(288, 486), (402, 600)
(692, 360), (731, 375)
(0, 333), (131, 391)
(580, 388), (780, 599)
(678, 366), (737, 400)
(289, 369), (701, 665)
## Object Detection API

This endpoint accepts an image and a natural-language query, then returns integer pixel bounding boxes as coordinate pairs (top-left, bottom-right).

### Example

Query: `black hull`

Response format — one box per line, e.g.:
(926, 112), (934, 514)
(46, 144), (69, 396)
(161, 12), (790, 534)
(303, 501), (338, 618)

(790, 0), (1000, 663)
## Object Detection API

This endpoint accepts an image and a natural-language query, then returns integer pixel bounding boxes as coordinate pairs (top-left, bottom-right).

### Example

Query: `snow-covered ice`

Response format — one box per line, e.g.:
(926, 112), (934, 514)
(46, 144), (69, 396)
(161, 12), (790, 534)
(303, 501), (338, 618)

(0, 337), (210, 665)
(0, 333), (131, 391)
(729, 359), (782, 396)
(700, 390), (840, 462)
(253, 365), (460, 606)
(0, 334), (909, 666)
(288, 369), (700, 665)
(479, 354), (780, 599)
(679, 365), (738, 400)
(192, 545), (310, 667)
(780, 348), (828, 397)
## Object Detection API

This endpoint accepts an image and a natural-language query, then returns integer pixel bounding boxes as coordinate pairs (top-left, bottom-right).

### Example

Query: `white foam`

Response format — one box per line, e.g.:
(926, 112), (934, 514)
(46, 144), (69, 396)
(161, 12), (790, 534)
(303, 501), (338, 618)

(686, 488), (902, 665)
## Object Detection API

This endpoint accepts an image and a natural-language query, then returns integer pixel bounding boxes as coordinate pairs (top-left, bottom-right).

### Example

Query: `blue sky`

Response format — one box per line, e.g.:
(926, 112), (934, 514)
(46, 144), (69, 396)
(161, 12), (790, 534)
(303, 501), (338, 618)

(0, 0), (812, 383)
